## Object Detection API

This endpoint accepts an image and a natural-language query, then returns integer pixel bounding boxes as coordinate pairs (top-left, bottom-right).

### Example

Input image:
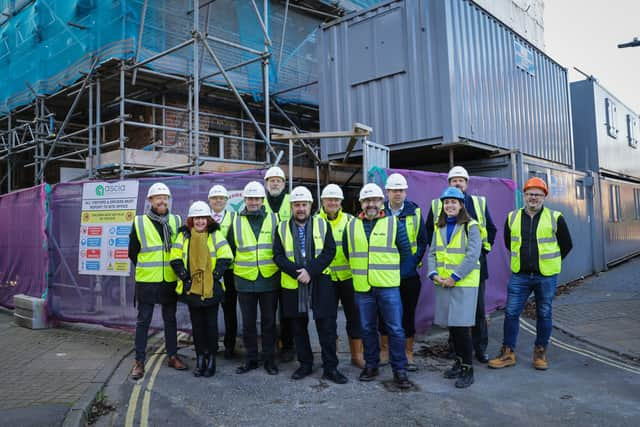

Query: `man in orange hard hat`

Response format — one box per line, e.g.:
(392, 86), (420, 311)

(488, 177), (572, 371)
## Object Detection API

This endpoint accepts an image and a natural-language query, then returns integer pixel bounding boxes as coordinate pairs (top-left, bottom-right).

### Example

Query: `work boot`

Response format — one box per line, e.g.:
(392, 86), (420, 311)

(349, 338), (365, 369)
(167, 355), (188, 370)
(488, 346), (516, 369)
(236, 360), (259, 374)
(291, 365), (313, 380)
(322, 368), (348, 384)
(379, 335), (389, 366)
(533, 346), (548, 370)
(203, 353), (216, 377)
(443, 357), (463, 379)
(131, 360), (144, 380)
(454, 364), (474, 388)
(358, 367), (379, 382)
(406, 337), (417, 372)
(475, 351), (489, 364)
(193, 353), (206, 377)
(264, 358), (279, 375)
(393, 371), (412, 390)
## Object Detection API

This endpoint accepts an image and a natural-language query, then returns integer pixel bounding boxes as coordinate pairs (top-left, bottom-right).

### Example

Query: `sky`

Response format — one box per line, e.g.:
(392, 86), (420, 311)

(544, 0), (640, 112)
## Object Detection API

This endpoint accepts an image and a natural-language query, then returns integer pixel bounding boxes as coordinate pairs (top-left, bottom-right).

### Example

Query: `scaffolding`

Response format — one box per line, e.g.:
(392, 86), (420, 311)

(0, 0), (364, 193)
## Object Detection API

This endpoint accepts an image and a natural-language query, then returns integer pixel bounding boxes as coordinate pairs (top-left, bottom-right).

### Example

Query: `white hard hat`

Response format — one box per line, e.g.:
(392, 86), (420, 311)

(320, 184), (344, 200)
(147, 182), (171, 198)
(208, 184), (228, 199)
(290, 186), (313, 203)
(359, 183), (384, 201)
(385, 173), (408, 190)
(448, 166), (469, 181)
(188, 201), (211, 218)
(242, 181), (266, 198)
(264, 166), (286, 181)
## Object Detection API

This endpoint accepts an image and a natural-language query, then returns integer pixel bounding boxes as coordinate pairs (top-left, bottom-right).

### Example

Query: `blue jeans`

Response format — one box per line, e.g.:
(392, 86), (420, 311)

(356, 287), (407, 373)
(503, 273), (558, 349)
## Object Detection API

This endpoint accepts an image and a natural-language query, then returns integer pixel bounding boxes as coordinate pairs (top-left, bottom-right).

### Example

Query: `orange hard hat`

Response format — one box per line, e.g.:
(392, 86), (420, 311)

(523, 177), (548, 196)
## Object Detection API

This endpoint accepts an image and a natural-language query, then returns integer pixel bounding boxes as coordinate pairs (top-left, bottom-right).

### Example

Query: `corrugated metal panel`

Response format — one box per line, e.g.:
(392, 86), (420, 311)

(319, 0), (573, 166)
(599, 176), (640, 264)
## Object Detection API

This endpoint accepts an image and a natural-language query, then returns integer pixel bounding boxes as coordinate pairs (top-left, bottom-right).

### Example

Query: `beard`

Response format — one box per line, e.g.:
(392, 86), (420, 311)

(268, 188), (283, 197)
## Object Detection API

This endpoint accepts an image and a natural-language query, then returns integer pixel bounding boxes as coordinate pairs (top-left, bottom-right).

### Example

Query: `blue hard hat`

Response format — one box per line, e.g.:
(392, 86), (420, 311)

(440, 186), (465, 201)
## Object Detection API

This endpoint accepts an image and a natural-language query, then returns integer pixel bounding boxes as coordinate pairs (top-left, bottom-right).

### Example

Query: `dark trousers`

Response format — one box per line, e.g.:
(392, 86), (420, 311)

(135, 301), (178, 362)
(189, 304), (219, 355)
(335, 278), (362, 339)
(291, 315), (338, 370)
(222, 270), (237, 350)
(279, 292), (295, 350)
(238, 291), (278, 362)
(378, 276), (422, 338)
(450, 326), (473, 365)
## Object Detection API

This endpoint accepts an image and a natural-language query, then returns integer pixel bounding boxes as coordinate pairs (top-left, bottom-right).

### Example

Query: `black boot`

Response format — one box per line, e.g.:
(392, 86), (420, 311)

(236, 360), (259, 374)
(264, 358), (279, 375)
(455, 364), (474, 388)
(203, 353), (216, 377)
(393, 371), (412, 390)
(358, 367), (379, 382)
(291, 364), (313, 380)
(193, 353), (206, 377)
(444, 357), (462, 379)
(322, 368), (348, 384)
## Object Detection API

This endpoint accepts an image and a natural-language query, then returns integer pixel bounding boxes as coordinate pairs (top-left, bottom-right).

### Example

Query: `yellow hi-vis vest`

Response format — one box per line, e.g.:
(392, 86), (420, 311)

(215, 210), (235, 237)
(134, 214), (181, 283)
(508, 207), (562, 276)
(346, 216), (400, 292)
(405, 206), (422, 256)
(232, 212), (279, 281)
(318, 209), (353, 281)
(170, 230), (233, 295)
(265, 193), (291, 221)
(431, 195), (490, 251)
(278, 217), (331, 289)
(433, 220), (480, 288)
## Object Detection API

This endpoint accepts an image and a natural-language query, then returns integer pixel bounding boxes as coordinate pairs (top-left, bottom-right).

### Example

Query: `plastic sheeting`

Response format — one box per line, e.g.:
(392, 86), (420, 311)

(369, 167), (516, 334)
(47, 170), (264, 330)
(0, 183), (49, 308)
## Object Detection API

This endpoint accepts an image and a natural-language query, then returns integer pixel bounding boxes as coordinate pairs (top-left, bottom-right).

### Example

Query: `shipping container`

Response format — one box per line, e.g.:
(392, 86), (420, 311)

(571, 78), (640, 180)
(319, 0), (573, 166)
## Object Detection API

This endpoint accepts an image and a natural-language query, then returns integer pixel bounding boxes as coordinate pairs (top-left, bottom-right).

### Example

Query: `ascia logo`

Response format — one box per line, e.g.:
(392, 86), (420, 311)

(95, 185), (105, 196)
(96, 183), (127, 196)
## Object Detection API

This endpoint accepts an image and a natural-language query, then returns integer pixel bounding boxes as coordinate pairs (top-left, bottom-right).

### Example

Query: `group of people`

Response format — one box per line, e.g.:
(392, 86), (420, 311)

(127, 165), (572, 389)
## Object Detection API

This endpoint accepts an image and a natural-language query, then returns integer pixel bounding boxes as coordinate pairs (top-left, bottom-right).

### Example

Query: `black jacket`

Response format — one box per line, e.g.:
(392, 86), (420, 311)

(503, 207), (573, 275)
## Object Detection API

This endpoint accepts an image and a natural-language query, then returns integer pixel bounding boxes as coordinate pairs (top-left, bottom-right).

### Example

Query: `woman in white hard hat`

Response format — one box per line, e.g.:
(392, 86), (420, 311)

(427, 187), (482, 388)
(170, 201), (233, 378)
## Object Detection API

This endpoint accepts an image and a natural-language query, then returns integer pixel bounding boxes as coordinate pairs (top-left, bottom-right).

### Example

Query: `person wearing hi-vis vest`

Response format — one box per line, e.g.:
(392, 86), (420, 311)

(426, 165), (497, 363)
(227, 181), (280, 376)
(381, 173), (427, 372)
(208, 184), (238, 359)
(170, 201), (233, 378)
(317, 184), (364, 369)
(263, 166), (296, 363)
(273, 186), (349, 384)
(128, 182), (188, 380)
(427, 187), (482, 389)
(489, 177), (572, 371)
(343, 183), (412, 389)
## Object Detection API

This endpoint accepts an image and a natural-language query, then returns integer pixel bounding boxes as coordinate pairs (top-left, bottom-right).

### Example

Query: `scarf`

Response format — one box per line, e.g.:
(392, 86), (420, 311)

(188, 231), (213, 300)
(146, 209), (172, 252)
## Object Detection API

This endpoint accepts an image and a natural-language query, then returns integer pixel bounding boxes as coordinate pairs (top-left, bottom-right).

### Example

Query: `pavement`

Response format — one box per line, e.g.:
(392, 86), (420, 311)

(1, 257), (639, 426)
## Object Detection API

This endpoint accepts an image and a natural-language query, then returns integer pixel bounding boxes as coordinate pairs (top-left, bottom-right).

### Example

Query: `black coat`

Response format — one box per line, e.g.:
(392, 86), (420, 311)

(273, 218), (337, 319)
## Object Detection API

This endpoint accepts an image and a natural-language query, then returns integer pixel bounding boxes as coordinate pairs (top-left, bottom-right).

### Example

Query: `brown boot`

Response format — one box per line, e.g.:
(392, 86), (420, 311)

(380, 335), (389, 366)
(488, 346), (516, 369)
(349, 338), (365, 369)
(131, 360), (144, 380)
(406, 337), (417, 371)
(167, 355), (188, 370)
(533, 346), (548, 370)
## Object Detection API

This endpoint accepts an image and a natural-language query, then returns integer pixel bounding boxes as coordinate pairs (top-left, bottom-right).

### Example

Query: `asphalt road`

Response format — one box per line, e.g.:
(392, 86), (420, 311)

(97, 315), (640, 427)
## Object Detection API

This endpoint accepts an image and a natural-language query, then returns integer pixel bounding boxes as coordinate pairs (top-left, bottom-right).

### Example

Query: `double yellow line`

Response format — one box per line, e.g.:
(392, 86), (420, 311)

(125, 330), (191, 427)
(519, 319), (640, 375)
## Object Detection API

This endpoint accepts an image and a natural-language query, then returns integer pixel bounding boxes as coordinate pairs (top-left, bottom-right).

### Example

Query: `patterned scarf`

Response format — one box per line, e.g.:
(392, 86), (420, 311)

(146, 209), (172, 252)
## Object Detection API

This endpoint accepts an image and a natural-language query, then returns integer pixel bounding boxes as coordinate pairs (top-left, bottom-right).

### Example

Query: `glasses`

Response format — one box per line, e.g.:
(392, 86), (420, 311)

(525, 193), (545, 198)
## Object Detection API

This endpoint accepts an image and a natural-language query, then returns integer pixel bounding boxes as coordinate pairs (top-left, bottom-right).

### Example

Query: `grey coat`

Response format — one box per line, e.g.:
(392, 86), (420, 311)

(428, 221), (482, 327)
